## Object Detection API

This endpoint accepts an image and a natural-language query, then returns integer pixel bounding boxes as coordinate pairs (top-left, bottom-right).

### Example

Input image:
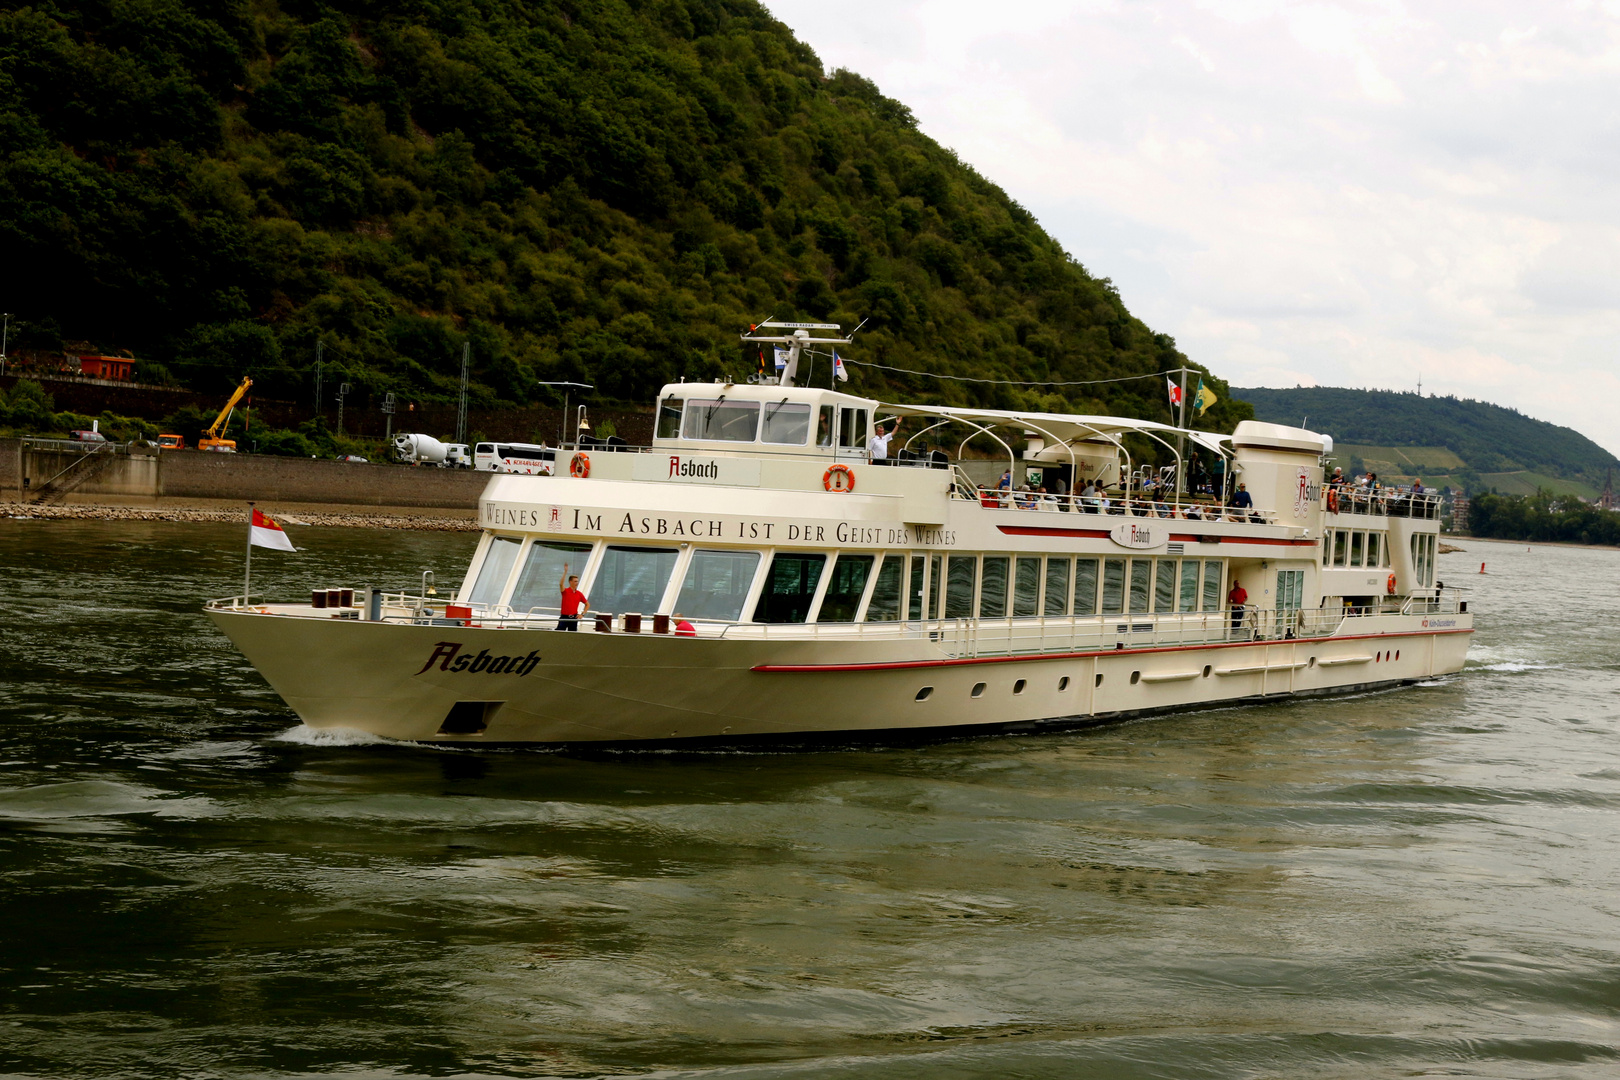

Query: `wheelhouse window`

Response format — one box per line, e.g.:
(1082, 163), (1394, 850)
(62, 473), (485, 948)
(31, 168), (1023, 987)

(865, 555), (906, 622)
(761, 401), (811, 445)
(754, 552), (825, 623)
(818, 554), (874, 622)
(979, 556), (1009, 618)
(593, 546), (679, 614)
(1043, 558), (1070, 617)
(675, 549), (760, 622)
(466, 536), (521, 607)
(509, 540), (593, 614)
(682, 398), (760, 442)
(657, 397), (684, 439)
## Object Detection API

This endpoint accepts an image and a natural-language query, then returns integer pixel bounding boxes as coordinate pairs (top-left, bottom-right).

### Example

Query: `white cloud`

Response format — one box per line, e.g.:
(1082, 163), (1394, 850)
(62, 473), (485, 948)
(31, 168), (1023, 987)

(765, 0), (1620, 456)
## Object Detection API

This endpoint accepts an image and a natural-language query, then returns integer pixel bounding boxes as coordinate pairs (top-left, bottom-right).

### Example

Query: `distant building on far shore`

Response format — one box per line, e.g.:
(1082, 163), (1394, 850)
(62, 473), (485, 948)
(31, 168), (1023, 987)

(77, 355), (135, 381)
(1601, 469), (1616, 512)
(1449, 494), (1470, 534)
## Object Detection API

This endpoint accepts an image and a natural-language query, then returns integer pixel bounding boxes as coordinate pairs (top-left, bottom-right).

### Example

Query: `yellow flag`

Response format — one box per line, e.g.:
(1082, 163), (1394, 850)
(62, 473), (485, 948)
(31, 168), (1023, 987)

(1193, 379), (1218, 416)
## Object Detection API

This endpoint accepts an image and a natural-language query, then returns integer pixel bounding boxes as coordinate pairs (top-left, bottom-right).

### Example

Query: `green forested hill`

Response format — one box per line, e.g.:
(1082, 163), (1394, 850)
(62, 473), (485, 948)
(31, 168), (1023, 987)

(0, 0), (1247, 435)
(1235, 386), (1617, 496)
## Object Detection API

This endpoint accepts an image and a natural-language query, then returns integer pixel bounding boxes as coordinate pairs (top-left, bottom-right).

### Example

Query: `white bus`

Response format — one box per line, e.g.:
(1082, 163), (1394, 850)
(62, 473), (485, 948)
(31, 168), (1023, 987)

(473, 441), (555, 474)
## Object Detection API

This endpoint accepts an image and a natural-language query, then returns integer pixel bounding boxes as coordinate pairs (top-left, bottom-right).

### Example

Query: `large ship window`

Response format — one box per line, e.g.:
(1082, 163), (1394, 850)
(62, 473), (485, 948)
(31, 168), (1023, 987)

(908, 555), (926, 620)
(818, 554), (874, 622)
(838, 408), (868, 449)
(1153, 559), (1177, 613)
(1201, 560), (1223, 611)
(1277, 569), (1304, 612)
(979, 556), (1009, 618)
(1100, 558), (1125, 615)
(594, 546), (679, 615)
(467, 536), (522, 606)
(866, 555), (906, 621)
(944, 555), (977, 619)
(1128, 559), (1153, 614)
(675, 549), (760, 622)
(1332, 530), (1347, 567)
(1366, 532), (1381, 568)
(509, 540), (593, 614)
(1073, 558), (1099, 615)
(1350, 531), (1365, 568)
(928, 555), (943, 619)
(682, 398), (760, 442)
(754, 552), (825, 623)
(1178, 560), (1200, 612)
(656, 397), (683, 439)
(761, 401), (811, 445)
(1044, 557), (1070, 617)
(1013, 557), (1041, 617)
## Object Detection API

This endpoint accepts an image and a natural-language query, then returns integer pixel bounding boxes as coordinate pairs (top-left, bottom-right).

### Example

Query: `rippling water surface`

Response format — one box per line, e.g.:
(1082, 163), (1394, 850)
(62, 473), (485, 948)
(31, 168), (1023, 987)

(1, 520), (1618, 1079)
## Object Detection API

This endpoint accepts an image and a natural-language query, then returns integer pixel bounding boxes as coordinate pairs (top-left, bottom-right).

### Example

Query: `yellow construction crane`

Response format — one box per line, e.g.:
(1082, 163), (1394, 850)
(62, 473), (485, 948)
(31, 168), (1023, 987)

(200, 377), (253, 452)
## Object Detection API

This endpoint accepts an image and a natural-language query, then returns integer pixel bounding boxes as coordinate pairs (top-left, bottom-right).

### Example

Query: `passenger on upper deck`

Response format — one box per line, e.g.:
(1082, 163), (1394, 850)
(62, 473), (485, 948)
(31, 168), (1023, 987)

(1231, 482), (1257, 523)
(867, 417), (901, 464)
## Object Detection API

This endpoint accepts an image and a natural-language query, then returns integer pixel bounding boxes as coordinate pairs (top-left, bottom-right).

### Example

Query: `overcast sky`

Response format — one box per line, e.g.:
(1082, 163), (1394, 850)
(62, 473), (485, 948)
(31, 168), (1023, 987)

(765, 0), (1620, 455)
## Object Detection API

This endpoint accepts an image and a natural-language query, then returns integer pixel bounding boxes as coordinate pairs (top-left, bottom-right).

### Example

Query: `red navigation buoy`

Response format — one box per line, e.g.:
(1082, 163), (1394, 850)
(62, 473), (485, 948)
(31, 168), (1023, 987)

(1479, 562), (1486, 574)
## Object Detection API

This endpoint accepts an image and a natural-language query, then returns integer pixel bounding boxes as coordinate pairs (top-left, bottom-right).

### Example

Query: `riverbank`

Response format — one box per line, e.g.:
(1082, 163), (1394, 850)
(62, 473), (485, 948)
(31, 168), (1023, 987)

(0, 500), (479, 531)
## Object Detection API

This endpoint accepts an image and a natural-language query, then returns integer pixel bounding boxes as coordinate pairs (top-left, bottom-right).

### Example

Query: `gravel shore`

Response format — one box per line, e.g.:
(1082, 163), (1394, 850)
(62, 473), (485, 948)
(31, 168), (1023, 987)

(0, 501), (480, 532)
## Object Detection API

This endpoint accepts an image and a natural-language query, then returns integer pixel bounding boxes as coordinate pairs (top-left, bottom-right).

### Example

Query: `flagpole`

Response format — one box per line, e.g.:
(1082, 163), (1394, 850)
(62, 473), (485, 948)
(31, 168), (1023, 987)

(1176, 367), (1190, 497)
(244, 501), (254, 606)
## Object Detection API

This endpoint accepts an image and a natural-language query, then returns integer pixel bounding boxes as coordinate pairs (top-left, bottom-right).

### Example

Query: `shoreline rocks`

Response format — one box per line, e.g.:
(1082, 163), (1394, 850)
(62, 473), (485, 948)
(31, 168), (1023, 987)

(0, 501), (480, 532)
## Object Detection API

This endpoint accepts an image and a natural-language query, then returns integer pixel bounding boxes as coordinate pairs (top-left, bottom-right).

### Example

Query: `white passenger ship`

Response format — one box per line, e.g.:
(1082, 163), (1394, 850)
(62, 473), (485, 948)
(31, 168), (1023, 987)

(208, 324), (1471, 744)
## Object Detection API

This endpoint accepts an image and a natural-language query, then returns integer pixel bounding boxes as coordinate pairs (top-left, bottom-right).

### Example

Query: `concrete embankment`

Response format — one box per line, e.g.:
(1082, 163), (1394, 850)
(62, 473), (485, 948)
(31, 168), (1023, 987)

(0, 501), (479, 531)
(0, 437), (488, 521)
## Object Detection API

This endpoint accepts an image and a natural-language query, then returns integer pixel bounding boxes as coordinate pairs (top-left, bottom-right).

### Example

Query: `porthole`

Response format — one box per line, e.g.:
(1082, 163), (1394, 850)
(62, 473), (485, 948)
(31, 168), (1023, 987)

(1013, 679), (1027, 695)
(971, 682), (986, 698)
(1058, 676), (1070, 692)
(1130, 671), (1141, 685)
(1308, 656), (1317, 668)
(1095, 673), (1104, 688)
(915, 686), (933, 702)
(1395, 650), (1401, 660)
(1202, 665), (1212, 678)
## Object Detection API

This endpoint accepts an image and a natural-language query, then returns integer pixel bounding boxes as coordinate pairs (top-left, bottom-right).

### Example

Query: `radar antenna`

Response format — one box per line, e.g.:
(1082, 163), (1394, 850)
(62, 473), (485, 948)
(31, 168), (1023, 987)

(739, 321), (853, 387)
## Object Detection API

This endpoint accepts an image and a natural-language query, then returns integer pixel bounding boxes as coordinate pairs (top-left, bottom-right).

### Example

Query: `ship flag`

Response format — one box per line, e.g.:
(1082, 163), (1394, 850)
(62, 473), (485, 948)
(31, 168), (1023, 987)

(250, 508), (297, 552)
(773, 347), (789, 371)
(833, 348), (848, 382)
(1166, 377), (1183, 407)
(1193, 379), (1218, 417)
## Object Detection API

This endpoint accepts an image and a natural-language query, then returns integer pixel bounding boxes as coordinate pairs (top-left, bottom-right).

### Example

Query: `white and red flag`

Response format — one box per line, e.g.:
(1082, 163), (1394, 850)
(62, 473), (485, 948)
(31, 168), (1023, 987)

(1166, 377), (1183, 407)
(250, 508), (297, 552)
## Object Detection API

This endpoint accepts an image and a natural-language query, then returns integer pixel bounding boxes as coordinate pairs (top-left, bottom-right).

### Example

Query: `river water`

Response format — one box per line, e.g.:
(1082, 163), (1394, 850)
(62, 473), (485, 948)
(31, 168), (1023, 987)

(1, 520), (1617, 1079)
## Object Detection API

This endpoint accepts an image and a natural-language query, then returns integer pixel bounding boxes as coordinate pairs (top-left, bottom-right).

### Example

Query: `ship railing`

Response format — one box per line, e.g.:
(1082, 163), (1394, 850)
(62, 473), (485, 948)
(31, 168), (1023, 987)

(968, 486), (1279, 525)
(1323, 487), (1441, 520)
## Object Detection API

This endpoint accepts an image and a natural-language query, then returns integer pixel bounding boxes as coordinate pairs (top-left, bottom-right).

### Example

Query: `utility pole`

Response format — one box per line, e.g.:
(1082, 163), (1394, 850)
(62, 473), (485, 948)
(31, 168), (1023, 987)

(1, 312), (11, 378)
(383, 391), (396, 443)
(455, 342), (469, 445)
(314, 340), (324, 418)
(536, 380), (594, 447)
(337, 382), (350, 435)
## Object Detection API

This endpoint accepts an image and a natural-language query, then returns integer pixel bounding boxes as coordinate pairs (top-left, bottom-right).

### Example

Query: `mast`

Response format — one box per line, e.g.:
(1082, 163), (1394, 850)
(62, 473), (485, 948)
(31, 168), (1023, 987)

(738, 322), (852, 387)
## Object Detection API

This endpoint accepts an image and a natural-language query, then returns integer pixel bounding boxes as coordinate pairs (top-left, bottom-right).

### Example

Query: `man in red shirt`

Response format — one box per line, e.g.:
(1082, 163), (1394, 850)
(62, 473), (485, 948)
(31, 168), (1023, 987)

(558, 563), (587, 631)
(1228, 579), (1248, 635)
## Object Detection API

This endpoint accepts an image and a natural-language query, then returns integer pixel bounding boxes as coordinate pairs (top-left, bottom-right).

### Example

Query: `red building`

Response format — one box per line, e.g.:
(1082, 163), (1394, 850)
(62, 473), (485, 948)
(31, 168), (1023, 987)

(78, 355), (135, 381)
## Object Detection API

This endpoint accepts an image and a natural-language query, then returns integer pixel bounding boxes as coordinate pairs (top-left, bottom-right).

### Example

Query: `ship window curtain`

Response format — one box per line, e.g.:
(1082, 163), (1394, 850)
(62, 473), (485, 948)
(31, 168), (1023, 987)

(979, 556), (1009, 618)
(1129, 559), (1152, 614)
(1072, 558), (1098, 616)
(1044, 558), (1070, 617)
(675, 550), (761, 622)
(1100, 559), (1125, 615)
(595, 546), (680, 615)
(1202, 560), (1223, 611)
(944, 556), (977, 619)
(1178, 560), (1200, 612)
(509, 540), (594, 614)
(753, 553), (826, 623)
(1013, 557), (1041, 617)
(1154, 559), (1177, 613)
(866, 555), (906, 621)
(467, 536), (522, 607)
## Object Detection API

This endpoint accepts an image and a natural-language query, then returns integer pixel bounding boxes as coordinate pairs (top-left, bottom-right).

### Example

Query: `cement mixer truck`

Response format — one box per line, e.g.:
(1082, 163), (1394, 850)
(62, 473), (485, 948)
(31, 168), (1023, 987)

(394, 434), (473, 467)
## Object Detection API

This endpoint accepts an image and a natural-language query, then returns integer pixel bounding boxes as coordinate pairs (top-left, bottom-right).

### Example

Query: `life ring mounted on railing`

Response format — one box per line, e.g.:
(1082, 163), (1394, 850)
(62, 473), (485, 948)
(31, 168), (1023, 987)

(569, 452), (591, 478)
(1326, 487), (1338, 513)
(1386, 572), (1397, 595)
(823, 464), (856, 493)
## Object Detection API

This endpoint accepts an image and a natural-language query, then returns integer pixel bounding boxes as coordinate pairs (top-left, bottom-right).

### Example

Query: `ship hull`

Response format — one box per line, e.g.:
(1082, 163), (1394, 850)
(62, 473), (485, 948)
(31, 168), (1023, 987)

(209, 609), (1472, 745)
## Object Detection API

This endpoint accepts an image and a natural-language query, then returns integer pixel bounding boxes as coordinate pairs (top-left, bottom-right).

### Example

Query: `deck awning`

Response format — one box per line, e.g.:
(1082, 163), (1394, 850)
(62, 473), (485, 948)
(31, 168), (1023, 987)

(875, 402), (1232, 458)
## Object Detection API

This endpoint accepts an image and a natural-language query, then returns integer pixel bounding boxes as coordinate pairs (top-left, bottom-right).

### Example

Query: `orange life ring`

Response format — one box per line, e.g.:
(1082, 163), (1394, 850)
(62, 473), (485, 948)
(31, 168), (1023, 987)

(569, 452), (590, 478)
(1327, 488), (1338, 513)
(1386, 573), (1397, 594)
(823, 464), (856, 492)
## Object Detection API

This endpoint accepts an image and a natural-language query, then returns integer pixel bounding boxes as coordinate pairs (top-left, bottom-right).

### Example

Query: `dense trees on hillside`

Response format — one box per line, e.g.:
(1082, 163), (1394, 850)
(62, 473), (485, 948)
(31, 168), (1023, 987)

(1236, 386), (1616, 490)
(1469, 492), (1620, 546)
(0, 0), (1248, 439)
